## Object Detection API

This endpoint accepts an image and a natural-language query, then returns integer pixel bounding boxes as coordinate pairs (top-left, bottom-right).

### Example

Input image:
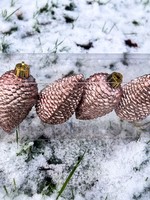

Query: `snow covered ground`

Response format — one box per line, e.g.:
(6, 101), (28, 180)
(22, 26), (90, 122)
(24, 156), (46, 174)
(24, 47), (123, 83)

(0, 0), (150, 199)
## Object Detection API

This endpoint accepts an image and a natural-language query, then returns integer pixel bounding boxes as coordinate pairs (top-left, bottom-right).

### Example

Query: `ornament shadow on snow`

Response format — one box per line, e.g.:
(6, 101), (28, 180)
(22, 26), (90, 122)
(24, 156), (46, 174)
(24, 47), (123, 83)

(0, 62), (150, 133)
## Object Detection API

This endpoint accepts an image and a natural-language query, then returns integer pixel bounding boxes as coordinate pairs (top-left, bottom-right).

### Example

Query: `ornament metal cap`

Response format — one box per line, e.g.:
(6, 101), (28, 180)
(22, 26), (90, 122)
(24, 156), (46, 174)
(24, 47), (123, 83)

(15, 61), (30, 79)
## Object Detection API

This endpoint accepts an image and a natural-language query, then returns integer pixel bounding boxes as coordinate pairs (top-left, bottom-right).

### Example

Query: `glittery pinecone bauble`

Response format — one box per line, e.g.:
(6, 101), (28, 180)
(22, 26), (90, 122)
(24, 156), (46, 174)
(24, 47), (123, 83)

(36, 74), (84, 124)
(0, 62), (38, 133)
(76, 72), (123, 120)
(115, 74), (150, 122)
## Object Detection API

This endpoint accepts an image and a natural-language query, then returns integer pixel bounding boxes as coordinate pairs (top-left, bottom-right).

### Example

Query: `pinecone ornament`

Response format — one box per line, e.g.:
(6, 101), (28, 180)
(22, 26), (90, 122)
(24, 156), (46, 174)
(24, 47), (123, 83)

(115, 74), (150, 122)
(36, 74), (84, 124)
(0, 62), (38, 133)
(76, 72), (123, 120)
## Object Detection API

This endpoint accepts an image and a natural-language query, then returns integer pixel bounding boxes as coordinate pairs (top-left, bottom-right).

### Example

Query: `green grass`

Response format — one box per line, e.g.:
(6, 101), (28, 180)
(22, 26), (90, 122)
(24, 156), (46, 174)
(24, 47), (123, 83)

(16, 141), (34, 161)
(56, 151), (86, 200)
(51, 39), (64, 53)
(1, 7), (21, 21)
(102, 21), (117, 34)
(33, 1), (58, 18)
(10, 0), (17, 7)
(3, 185), (9, 196)
(40, 177), (57, 196)
(3, 178), (19, 198)
(15, 126), (20, 146)
(0, 36), (11, 53)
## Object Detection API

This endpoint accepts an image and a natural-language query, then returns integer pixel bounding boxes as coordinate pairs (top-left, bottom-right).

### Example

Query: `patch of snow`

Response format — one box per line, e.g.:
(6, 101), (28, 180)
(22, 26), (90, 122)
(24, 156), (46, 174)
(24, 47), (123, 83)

(0, 0), (150, 199)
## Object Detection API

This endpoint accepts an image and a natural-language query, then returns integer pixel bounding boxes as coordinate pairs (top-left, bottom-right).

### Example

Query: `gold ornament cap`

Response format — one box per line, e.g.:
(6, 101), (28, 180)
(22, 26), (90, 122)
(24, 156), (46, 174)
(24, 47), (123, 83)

(107, 72), (123, 88)
(15, 61), (30, 79)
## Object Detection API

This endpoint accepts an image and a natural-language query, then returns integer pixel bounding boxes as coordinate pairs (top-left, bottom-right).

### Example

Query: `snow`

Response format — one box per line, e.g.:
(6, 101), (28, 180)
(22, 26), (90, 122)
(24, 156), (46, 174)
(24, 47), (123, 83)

(0, 0), (150, 199)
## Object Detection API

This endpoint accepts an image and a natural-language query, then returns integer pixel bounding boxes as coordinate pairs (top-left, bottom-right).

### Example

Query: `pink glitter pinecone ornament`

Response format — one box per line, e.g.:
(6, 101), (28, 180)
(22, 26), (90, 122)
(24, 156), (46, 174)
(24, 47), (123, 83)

(1, 61), (149, 133)
(36, 74), (84, 124)
(0, 62), (38, 133)
(115, 74), (150, 122)
(76, 72), (123, 120)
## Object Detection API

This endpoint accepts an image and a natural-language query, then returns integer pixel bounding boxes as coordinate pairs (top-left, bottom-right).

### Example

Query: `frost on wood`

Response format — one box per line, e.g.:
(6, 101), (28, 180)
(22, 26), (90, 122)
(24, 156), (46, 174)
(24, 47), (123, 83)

(115, 74), (150, 122)
(36, 74), (84, 124)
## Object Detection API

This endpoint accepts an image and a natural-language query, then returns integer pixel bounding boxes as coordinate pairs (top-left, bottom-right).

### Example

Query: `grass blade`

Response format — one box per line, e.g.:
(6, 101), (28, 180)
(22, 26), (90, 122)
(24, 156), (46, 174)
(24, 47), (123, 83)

(3, 185), (9, 196)
(15, 126), (20, 146)
(5, 7), (21, 20)
(56, 151), (86, 200)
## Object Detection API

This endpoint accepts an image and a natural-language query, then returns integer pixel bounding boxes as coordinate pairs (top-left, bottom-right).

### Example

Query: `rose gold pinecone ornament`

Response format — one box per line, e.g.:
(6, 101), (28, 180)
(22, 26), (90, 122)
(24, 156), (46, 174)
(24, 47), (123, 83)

(76, 72), (123, 120)
(36, 74), (84, 124)
(115, 74), (150, 122)
(0, 62), (38, 133)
